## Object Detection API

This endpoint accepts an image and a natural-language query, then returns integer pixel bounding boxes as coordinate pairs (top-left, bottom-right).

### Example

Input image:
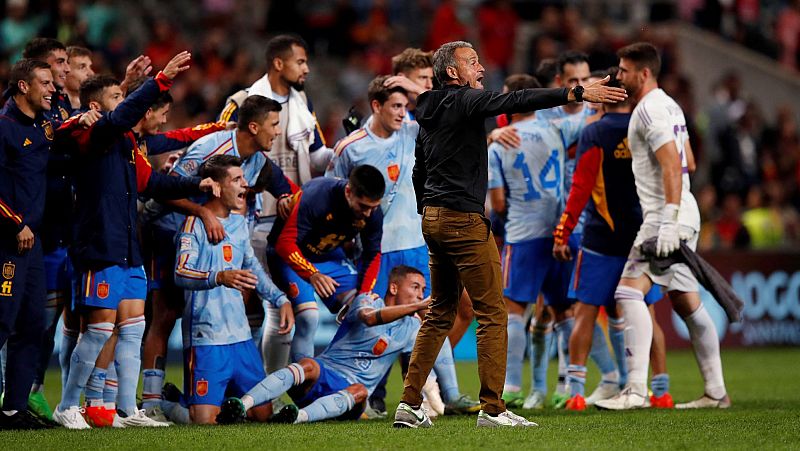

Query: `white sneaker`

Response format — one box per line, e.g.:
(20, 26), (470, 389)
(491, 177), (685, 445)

(53, 405), (91, 430)
(393, 402), (433, 428)
(422, 377), (445, 416)
(112, 414), (126, 428)
(476, 410), (538, 427)
(675, 394), (731, 409)
(144, 405), (174, 425)
(117, 409), (170, 427)
(594, 387), (649, 410)
(522, 390), (545, 410)
(585, 382), (621, 406)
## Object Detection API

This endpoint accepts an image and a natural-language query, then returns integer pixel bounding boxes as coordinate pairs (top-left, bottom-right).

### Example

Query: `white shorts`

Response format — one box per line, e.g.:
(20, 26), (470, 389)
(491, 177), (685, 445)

(621, 225), (699, 293)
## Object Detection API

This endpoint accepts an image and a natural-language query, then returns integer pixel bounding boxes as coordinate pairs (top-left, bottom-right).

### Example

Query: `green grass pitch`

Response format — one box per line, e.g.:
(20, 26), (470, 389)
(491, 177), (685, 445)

(2, 347), (798, 450)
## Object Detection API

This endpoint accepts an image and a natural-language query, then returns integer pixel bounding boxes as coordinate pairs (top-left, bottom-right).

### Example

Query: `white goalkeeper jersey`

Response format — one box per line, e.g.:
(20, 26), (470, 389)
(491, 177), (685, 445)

(628, 88), (700, 233)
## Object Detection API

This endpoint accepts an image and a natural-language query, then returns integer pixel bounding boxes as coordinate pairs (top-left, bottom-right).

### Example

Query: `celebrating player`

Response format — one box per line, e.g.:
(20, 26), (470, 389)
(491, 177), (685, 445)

(173, 154), (293, 424)
(596, 42), (729, 410)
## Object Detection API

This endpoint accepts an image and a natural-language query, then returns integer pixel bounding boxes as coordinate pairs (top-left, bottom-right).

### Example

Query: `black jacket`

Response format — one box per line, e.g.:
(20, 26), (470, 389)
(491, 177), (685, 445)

(412, 84), (569, 214)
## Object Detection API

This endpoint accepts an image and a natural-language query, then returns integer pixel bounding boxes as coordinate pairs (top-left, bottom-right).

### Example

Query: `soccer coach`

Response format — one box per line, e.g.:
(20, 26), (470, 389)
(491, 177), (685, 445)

(395, 41), (626, 428)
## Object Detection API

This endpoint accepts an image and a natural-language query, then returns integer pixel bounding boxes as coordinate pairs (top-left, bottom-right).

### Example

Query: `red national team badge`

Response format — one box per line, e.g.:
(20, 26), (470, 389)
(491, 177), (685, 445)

(387, 164), (400, 182)
(196, 379), (208, 397)
(372, 337), (388, 356)
(287, 283), (300, 299)
(222, 244), (233, 263)
(97, 282), (110, 299)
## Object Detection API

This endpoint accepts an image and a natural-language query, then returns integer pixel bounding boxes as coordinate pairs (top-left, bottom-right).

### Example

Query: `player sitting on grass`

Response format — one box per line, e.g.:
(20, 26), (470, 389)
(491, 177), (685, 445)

(215, 265), (472, 425)
(173, 154), (294, 424)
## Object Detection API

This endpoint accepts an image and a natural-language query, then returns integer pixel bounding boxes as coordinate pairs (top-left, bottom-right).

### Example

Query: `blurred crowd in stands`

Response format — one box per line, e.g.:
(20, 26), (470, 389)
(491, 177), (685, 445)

(2, 0), (798, 250)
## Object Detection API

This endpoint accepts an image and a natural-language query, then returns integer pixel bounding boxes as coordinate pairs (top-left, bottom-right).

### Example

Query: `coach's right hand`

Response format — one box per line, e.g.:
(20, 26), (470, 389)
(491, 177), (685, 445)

(310, 272), (339, 299)
(162, 51), (192, 79)
(576, 75), (627, 104)
(216, 269), (258, 292)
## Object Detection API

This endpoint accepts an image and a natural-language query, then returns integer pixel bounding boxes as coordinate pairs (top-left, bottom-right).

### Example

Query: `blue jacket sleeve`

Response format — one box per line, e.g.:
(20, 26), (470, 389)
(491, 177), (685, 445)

(174, 217), (218, 290)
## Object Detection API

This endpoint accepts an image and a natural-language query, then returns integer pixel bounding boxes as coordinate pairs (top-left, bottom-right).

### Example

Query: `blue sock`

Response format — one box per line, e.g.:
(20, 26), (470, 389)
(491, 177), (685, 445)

(245, 363), (305, 407)
(142, 369), (165, 410)
(299, 389), (355, 423)
(290, 307), (319, 362)
(589, 323), (617, 378)
(608, 317), (627, 388)
(433, 337), (459, 403)
(115, 316), (145, 416)
(504, 314), (525, 392)
(566, 364), (587, 397)
(59, 327), (79, 394)
(85, 367), (107, 406)
(59, 322), (113, 410)
(104, 363), (118, 408)
(530, 320), (552, 394)
(555, 318), (574, 393)
(651, 373), (670, 397)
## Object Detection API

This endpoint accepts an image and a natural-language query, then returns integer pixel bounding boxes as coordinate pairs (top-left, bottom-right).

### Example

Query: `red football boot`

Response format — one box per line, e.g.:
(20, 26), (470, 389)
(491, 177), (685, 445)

(565, 394), (587, 411)
(84, 405), (115, 427)
(650, 392), (675, 409)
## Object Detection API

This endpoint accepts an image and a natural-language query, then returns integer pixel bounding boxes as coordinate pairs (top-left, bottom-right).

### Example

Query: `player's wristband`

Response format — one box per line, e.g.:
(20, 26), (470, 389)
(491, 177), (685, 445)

(553, 213), (573, 246)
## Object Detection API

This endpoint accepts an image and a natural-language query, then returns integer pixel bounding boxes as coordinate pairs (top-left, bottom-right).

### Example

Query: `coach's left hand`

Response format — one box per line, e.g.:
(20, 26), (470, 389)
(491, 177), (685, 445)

(576, 75), (627, 104)
(552, 242), (572, 262)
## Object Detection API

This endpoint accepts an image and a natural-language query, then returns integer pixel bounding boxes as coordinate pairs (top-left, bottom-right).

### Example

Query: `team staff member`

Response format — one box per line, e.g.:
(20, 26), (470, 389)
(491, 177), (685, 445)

(0, 59), (56, 430)
(395, 40), (626, 428)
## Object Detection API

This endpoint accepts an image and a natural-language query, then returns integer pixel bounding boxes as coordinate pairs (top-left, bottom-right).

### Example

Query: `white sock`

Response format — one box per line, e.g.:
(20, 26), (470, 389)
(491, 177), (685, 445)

(615, 286), (651, 396)
(260, 304), (294, 374)
(683, 304), (726, 399)
(295, 409), (309, 423)
(242, 394), (255, 411)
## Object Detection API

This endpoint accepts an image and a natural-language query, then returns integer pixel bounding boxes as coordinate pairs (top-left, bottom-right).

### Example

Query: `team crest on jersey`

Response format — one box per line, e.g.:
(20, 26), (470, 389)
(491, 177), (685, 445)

(59, 106), (69, 120)
(387, 163), (399, 182)
(2, 262), (15, 280)
(196, 379), (208, 396)
(43, 121), (54, 141)
(181, 160), (198, 174)
(372, 337), (388, 356)
(287, 283), (300, 299)
(97, 282), (110, 299)
(222, 244), (233, 263)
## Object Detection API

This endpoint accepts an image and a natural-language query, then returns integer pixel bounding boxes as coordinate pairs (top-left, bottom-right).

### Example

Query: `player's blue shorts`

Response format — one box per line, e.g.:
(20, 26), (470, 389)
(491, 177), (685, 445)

(44, 246), (73, 292)
(267, 248), (357, 314)
(501, 237), (574, 309)
(289, 359), (364, 420)
(75, 265), (148, 310)
(373, 245), (430, 299)
(569, 247), (664, 307)
(184, 340), (266, 407)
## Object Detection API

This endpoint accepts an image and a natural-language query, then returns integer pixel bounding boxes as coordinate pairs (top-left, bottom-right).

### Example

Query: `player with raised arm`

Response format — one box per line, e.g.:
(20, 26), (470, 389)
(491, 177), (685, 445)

(267, 165), (384, 364)
(596, 42), (729, 411)
(216, 265), (466, 426)
(52, 52), (219, 429)
(138, 95), (292, 422)
(172, 154), (293, 424)
(486, 74), (587, 409)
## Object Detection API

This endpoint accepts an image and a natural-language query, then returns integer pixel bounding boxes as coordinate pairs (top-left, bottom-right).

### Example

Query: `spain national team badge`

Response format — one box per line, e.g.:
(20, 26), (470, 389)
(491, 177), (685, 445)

(59, 106), (69, 120)
(372, 337), (388, 356)
(288, 283), (300, 299)
(43, 121), (54, 141)
(222, 244), (233, 263)
(196, 379), (208, 397)
(97, 282), (110, 299)
(387, 163), (399, 182)
(2, 262), (14, 280)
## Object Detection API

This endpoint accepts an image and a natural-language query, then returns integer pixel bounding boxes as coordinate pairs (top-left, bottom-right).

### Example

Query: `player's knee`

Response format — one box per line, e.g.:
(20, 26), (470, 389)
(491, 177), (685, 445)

(294, 306), (319, 336)
(348, 384), (368, 403)
(189, 406), (217, 425)
(298, 358), (318, 377)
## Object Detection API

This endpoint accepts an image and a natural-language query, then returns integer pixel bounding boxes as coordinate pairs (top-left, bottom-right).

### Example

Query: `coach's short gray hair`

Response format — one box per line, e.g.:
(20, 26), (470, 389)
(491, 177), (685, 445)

(433, 41), (473, 85)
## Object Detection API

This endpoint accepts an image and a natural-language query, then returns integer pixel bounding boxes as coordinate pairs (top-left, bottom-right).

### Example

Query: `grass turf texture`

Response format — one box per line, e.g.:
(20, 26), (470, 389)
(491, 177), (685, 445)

(2, 348), (798, 450)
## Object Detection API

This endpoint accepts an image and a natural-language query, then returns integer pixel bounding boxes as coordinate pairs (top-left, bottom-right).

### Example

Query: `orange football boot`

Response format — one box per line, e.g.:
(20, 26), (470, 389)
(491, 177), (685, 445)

(565, 394), (587, 411)
(84, 405), (116, 427)
(650, 393), (675, 409)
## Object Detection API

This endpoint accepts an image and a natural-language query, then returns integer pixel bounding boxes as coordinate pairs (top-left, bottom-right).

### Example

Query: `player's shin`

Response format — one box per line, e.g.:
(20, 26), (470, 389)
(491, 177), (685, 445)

(504, 313), (525, 396)
(59, 322), (113, 410)
(290, 305), (319, 362)
(608, 316), (627, 387)
(115, 316), (146, 416)
(84, 367), (107, 407)
(103, 364), (118, 409)
(260, 303), (293, 373)
(554, 318), (574, 394)
(589, 323), (618, 383)
(432, 337), (460, 404)
(299, 389), (356, 423)
(529, 319), (552, 394)
(242, 362), (305, 410)
(615, 287), (651, 396)
(142, 369), (165, 410)
(59, 326), (79, 393)
(682, 304), (726, 399)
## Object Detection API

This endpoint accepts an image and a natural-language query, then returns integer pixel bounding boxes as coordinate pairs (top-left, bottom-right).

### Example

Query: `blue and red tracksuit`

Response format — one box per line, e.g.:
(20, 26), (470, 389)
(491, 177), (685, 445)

(56, 72), (205, 274)
(0, 96), (51, 411)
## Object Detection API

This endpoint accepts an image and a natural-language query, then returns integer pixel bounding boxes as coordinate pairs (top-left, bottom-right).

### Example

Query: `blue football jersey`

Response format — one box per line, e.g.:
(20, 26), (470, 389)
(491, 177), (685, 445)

(315, 294), (420, 394)
(175, 213), (288, 347)
(151, 130), (269, 232)
(325, 118), (424, 253)
(488, 115), (586, 243)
